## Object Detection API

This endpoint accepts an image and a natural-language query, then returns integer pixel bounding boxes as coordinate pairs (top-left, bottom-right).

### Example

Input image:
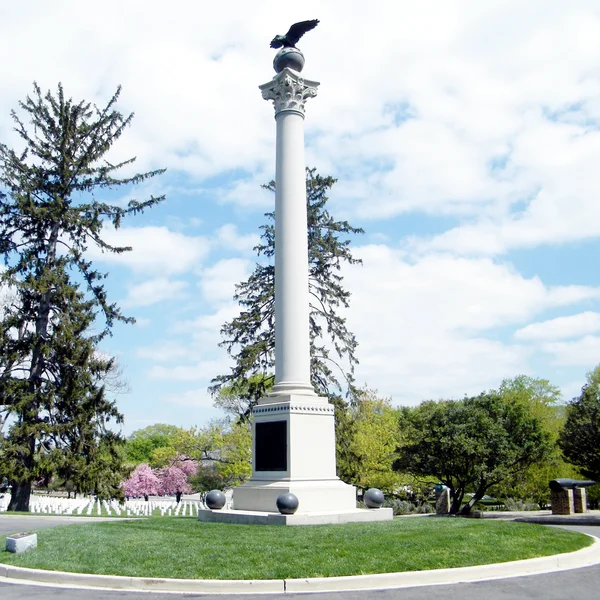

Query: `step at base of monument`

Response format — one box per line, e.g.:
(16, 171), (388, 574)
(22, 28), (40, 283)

(197, 507), (394, 526)
(232, 478), (357, 514)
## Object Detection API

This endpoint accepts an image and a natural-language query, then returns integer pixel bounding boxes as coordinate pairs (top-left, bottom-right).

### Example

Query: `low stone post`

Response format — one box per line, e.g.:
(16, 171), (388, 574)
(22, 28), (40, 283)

(573, 488), (588, 513)
(435, 485), (451, 514)
(550, 489), (574, 515)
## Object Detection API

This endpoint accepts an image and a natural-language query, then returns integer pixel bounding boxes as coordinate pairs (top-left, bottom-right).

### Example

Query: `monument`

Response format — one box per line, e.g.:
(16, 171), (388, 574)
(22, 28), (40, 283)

(198, 21), (393, 525)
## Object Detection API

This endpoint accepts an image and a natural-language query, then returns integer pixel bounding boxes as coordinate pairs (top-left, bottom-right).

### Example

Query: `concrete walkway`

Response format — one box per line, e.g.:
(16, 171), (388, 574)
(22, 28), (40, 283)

(0, 514), (599, 597)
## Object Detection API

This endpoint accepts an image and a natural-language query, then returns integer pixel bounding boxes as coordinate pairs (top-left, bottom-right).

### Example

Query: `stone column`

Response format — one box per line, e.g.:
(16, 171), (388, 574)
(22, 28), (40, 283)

(229, 58), (360, 516)
(259, 68), (319, 398)
(204, 49), (392, 523)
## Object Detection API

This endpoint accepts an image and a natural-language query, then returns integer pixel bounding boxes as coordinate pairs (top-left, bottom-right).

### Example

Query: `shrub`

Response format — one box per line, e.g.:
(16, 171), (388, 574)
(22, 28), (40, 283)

(383, 499), (415, 515)
(503, 497), (538, 511)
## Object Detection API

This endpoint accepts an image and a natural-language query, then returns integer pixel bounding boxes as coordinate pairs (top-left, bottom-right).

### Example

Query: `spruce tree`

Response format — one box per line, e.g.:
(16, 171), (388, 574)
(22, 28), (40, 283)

(0, 83), (164, 511)
(210, 168), (363, 419)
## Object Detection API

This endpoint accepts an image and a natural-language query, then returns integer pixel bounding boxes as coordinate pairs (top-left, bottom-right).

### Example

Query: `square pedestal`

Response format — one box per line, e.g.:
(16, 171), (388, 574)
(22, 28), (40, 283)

(232, 393), (354, 515)
(206, 393), (388, 524)
(233, 478), (357, 513)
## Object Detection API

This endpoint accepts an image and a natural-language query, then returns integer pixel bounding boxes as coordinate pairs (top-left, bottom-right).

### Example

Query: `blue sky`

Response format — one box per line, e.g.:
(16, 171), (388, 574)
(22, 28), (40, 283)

(2, 1), (600, 435)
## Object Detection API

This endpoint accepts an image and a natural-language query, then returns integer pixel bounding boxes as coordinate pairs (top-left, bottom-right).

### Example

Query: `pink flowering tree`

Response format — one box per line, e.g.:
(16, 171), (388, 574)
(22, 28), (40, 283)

(121, 464), (160, 501)
(157, 465), (193, 499)
(172, 456), (198, 478)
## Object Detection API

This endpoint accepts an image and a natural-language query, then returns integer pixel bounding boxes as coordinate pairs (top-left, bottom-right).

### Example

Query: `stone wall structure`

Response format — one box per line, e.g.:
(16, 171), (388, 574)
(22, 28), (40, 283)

(573, 488), (588, 513)
(550, 489), (574, 515)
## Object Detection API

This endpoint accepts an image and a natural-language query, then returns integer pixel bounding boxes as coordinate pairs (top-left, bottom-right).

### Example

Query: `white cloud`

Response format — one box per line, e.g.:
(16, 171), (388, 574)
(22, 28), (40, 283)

(172, 304), (243, 351)
(214, 225), (260, 254)
(136, 342), (191, 363)
(515, 312), (600, 341)
(342, 245), (600, 403)
(199, 258), (253, 306)
(88, 226), (210, 275)
(122, 278), (188, 308)
(148, 359), (229, 382)
(162, 388), (215, 409)
(541, 336), (600, 367)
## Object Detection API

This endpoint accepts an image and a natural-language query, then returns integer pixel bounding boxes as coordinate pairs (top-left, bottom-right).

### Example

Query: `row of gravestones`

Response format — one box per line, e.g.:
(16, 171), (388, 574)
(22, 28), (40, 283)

(0, 494), (215, 517)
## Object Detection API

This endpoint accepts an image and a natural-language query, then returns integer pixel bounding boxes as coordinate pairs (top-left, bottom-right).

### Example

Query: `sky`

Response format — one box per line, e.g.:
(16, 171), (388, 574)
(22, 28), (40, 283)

(1, 1), (600, 435)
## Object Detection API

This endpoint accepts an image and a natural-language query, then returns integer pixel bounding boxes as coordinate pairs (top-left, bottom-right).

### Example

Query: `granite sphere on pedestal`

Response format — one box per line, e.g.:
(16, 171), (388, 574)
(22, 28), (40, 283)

(273, 47), (305, 73)
(276, 492), (299, 515)
(364, 488), (385, 509)
(206, 490), (226, 510)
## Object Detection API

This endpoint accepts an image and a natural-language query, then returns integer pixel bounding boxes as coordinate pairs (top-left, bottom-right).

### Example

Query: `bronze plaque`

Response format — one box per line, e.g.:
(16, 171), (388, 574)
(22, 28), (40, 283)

(255, 420), (287, 471)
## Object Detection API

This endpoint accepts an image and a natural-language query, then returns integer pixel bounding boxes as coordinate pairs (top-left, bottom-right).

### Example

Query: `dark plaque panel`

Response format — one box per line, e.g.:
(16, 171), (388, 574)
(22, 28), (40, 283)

(255, 420), (287, 471)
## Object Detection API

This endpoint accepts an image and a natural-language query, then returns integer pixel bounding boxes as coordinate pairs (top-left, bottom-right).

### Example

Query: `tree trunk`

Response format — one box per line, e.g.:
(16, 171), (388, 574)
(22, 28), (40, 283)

(7, 480), (32, 512)
(7, 223), (61, 514)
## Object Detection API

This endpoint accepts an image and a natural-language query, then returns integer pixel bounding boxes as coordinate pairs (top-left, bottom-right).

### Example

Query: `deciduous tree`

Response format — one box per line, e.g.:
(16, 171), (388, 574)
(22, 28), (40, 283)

(559, 383), (600, 481)
(336, 388), (403, 493)
(121, 463), (160, 500)
(492, 375), (572, 508)
(394, 393), (551, 514)
(125, 424), (184, 466)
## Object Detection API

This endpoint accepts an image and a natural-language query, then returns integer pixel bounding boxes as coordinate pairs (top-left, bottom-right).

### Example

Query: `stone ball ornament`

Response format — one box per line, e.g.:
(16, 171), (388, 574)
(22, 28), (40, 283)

(364, 488), (385, 509)
(276, 492), (299, 515)
(205, 489), (226, 510)
(273, 47), (305, 73)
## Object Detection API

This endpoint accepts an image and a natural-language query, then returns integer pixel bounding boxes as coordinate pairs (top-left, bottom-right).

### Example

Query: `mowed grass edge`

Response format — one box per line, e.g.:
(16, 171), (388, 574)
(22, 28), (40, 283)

(0, 517), (592, 580)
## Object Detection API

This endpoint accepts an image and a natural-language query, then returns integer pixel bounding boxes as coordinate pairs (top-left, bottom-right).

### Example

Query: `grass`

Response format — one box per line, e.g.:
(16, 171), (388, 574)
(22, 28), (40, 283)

(0, 517), (592, 580)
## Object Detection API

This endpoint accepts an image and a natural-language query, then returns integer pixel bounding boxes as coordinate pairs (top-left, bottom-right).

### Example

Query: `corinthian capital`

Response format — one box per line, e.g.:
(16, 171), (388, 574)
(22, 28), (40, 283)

(259, 68), (320, 117)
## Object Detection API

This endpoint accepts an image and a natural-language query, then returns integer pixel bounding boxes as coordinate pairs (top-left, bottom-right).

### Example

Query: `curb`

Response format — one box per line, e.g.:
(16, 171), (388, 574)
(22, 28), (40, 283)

(0, 533), (599, 594)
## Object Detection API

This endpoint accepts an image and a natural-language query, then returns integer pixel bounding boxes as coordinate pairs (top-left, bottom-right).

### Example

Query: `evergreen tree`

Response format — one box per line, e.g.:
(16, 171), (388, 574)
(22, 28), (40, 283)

(0, 83), (164, 511)
(210, 168), (363, 419)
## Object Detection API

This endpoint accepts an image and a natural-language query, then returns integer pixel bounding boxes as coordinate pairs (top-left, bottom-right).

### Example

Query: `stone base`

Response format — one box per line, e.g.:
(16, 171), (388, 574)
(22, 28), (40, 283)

(6, 532), (37, 554)
(197, 507), (394, 526)
(232, 478), (356, 513)
(574, 488), (588, 513)
(551, 489), (574, 515)
(435, 488), (451, 514)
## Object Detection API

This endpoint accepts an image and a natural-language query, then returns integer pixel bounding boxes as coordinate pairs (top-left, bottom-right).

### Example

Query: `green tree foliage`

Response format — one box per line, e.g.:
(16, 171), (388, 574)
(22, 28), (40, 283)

(393, 393), (551, 514)
(181, 421), (252, 491)
(210, 169), (364, 419)
(336, 388), (403, 493)
(559, 384), (600, 480)
(125, 424), (184, 466)
(492, 375), (572, 508)
(0, 83), (164, 511)
(211, 374), (273, 420)
(585, 363), (600, 391)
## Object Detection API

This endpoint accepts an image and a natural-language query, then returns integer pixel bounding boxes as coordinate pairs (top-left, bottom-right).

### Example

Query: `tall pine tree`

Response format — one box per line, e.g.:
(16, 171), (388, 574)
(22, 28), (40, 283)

(210, 168), (363, 419)
(0, 83), (164, 511)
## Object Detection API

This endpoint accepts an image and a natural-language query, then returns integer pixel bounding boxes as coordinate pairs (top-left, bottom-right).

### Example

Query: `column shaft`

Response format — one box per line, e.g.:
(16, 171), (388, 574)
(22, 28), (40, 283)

(273, 110), (312, 392)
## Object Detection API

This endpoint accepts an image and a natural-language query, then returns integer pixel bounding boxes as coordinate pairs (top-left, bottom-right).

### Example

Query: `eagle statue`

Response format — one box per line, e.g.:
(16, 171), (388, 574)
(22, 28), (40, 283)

(270, 19), (319, 49)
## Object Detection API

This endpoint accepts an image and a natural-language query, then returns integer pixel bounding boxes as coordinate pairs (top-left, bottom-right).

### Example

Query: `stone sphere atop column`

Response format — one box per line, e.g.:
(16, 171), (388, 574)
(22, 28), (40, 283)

(273, 47), (305, 73)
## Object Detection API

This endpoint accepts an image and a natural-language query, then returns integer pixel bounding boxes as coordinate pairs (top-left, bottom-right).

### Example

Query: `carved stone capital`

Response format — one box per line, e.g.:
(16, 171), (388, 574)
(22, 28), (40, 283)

(259, 68), (320, 117)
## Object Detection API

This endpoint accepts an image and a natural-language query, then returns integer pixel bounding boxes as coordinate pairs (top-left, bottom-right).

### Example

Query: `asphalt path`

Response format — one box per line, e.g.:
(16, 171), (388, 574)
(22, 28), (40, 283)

(0, 516), (598, 599)
(0, 515), (126, 536)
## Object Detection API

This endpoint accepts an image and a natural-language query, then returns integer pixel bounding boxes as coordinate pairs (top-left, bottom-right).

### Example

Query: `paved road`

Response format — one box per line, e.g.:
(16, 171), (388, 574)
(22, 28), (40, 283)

(1, 517), (598, 599)
(0, 516), (125, 536)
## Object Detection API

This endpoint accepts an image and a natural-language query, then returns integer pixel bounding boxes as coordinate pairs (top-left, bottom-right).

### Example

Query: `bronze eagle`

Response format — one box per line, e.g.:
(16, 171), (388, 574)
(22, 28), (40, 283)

(270, 20), (319, 49)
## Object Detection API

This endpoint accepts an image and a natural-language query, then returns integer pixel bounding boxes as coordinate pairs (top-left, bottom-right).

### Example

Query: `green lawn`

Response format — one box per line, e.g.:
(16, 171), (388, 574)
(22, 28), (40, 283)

(0, 517), (592, 580)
